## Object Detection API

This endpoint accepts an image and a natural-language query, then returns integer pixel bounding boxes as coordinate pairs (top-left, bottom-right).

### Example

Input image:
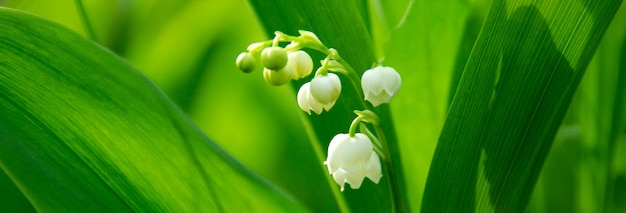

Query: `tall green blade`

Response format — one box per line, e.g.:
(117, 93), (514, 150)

(0, 169), (34, 212)
(247, 0), (409, 212)
(422, 0), (622, 211)
(0, 7), (305, 212)
(527, 3), (626, 212)
(380, 0), (489, 210)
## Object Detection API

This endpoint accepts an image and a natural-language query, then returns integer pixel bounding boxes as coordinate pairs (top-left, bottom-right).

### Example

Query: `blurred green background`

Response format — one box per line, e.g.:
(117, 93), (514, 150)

(0, 0), (624, 212)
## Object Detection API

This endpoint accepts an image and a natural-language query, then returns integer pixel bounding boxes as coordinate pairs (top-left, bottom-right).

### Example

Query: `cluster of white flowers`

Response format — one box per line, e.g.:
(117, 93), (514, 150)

(236, 30), (402, 191)
(296, 65), (401, 114)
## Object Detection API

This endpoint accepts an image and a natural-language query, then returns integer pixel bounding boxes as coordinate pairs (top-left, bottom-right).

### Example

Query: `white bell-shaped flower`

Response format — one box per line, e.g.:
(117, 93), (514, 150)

(297, 82), (335, 115)
(324, 133), (382, 191)
(310, 73), (342, 104)
(361, 66), (402, 106)
(287, 50), (313, 80)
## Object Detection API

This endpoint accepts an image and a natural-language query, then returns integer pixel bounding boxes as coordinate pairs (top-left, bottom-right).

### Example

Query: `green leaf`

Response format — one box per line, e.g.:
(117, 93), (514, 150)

(120, 1), (328, 212)
(247, 0), (410, 212)
(380, 0), (488, 210)
(422, 0), (622, 211)
(527, 3), (626, 212)
(0, 169), (35, 212)
(0, 7), (305, 212)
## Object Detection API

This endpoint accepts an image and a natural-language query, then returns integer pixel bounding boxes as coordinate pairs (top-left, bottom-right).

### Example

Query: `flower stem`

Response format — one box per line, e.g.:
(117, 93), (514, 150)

(336, 58), (364, 99)
(336, 52), (404, 213)
(372, 123), (403, 213)
(273, 31), (405, 211)
(348, 116), (362, 137)
(359, 123), (385, 159)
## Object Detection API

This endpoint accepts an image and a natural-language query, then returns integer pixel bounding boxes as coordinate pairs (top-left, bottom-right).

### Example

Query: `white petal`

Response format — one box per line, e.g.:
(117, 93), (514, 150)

(364, 152), (382, 184)
(297, 82), (334, 115)
(326, 134), (349, 173)
(288, 51), (313, 79)
(306, 87), (324, 114)
(331, 168), (349, 191)
(361, 66), (401, 106)
(365, 90), (393, 107)
(297, 83), (312, 115)
(341, 169), (366, 190)
(326, 133), (373, 173)
(380, 66), (402, 96)
(310, 73), (341, 104)
(325, 133), (384, 191)
(322, 100), (336, 111)
(361, 67), (384, 94)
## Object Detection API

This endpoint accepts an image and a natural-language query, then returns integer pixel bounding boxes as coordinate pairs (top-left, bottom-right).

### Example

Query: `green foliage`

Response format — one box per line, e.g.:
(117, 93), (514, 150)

(0, 7), (305, 212)
(1, 0), (625, 212)
(422, 0), (623, 211)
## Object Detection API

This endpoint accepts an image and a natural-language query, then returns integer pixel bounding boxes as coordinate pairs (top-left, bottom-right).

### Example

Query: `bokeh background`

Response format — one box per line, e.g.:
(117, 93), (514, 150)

(1, 0), (624, 212)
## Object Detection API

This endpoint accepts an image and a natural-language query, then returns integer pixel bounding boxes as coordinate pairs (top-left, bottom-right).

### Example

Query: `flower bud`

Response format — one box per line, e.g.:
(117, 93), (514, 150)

(361, 66), (402, 106)
(288, 50), (313, 80)
(263, 67), (293, 86)
(310, 73), (341, 104)
(261, 47), (288, 70)
(324, 133), (382, 191)
(235, 52), (256, 73)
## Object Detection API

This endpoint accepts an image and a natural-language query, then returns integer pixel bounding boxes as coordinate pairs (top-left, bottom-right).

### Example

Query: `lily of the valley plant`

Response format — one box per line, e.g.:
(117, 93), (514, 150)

(235, 30), (402, 191)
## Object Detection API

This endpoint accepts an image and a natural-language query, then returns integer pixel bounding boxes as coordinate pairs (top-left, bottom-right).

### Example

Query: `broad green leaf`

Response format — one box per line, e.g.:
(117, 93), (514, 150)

(380, 0), (489, 210)
(421, 0), (622, 212)
(248, 0), (410, 212)
(0, 169), (35, 212)
(121, 1), (327, 211)
(0, 7), (306, 212)
(528, 3), (626, 212)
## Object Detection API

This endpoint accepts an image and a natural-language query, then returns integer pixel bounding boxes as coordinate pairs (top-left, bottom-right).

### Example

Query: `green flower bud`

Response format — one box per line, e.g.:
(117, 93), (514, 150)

(236, 52), (256, 73)
(263, 67), (293, 86)
(261, 47), (288, 70)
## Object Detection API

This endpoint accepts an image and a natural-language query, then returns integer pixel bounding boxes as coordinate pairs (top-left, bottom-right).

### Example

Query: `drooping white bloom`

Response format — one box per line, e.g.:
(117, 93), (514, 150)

(297, 82), (335, 115)
(287, 50), (313, 80)
(310, 73), (342, 104)
(324, 133), (382, 191)
(361, 66), (402, 107)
